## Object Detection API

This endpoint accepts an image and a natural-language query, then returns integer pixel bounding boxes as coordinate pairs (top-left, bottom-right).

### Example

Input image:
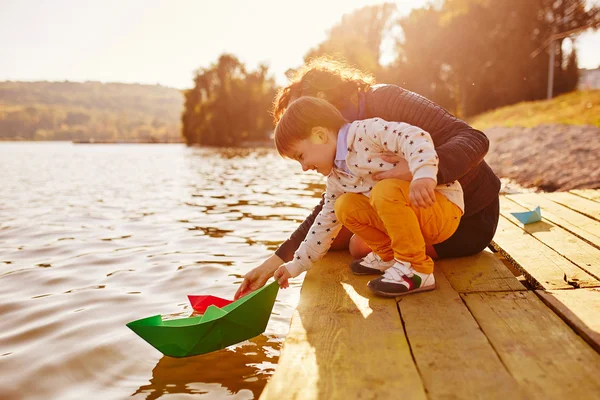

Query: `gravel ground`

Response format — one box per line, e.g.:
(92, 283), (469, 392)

(484, 124), (600, 192)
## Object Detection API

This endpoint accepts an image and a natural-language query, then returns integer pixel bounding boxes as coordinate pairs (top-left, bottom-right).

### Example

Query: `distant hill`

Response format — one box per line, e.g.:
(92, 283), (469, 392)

(0, 81), (184, 142)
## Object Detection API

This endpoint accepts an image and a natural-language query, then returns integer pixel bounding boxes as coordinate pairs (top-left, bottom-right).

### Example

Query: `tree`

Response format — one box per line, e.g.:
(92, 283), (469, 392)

(182, 54), (277, 146)
(388, 0), (599, 117)
(539, 0), (599, 96)
(390, 5), (455, 111)
(555, 46), (579, 95)
(304, 3), (397, 79)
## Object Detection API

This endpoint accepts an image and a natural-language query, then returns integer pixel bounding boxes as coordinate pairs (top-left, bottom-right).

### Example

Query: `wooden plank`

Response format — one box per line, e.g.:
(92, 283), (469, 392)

(508, 193), (600, 248)
(462, 291), (600, 399)
(437, 249), (526, 293)
(260, 252), (426, 400)
(542, 191), (600, 221)
(492, 214), (598, 289)
(399, 270), (525, 399)
(570, 189), (600, 203)
(500, 197), (600, 282)
(536, 288), (600, 353)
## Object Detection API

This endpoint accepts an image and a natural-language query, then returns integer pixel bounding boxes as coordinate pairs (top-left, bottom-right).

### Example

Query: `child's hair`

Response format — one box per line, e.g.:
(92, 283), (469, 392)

(272, 56), (375, 125)
(274, 96), (347, 158)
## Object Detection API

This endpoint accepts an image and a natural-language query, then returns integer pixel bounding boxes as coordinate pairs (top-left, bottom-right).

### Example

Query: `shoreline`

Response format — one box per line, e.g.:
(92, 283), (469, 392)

(3, 125), (598, 192)
(484, 124), (600, 191)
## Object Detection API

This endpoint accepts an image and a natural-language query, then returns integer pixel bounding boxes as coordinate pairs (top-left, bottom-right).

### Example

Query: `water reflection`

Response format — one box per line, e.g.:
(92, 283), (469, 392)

(131, 335), (280, 400)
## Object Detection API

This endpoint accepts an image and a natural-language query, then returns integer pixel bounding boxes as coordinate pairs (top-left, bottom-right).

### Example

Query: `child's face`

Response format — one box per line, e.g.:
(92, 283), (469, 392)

(288, 126), (337, 176)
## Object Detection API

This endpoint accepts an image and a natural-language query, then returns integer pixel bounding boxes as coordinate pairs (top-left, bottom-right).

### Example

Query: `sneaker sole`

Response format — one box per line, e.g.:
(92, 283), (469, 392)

(368, 284), (436, 298)
(352, 269), (384, 276)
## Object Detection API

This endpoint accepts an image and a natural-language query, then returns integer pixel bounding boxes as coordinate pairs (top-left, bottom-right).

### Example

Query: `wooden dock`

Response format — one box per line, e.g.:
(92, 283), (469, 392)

(260, 190), (600, 400)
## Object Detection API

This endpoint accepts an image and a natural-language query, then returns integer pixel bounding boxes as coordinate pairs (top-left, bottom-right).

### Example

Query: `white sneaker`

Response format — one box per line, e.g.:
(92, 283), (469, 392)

(349, 252), (395, 276)
(368, 260), (436, 297)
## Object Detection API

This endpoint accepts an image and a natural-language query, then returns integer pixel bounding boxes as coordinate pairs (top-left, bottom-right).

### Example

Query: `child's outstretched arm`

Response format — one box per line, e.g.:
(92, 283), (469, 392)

(235, 184), (344, 296)
(275, 185), (344, 287)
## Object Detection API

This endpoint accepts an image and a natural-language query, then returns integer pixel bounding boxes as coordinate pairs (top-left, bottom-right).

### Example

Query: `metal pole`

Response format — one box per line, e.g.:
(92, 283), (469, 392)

(547, 39), (555, 99)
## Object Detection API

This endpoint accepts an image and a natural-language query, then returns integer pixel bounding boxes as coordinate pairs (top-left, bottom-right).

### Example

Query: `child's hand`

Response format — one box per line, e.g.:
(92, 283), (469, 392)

(235, 264), (275, 300)
(409, 178), (437, 208)
(274, 265), (291, 288)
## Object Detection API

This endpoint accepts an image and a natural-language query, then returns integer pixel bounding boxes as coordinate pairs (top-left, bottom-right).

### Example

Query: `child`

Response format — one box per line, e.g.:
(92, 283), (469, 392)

(272, 96), (464, 297)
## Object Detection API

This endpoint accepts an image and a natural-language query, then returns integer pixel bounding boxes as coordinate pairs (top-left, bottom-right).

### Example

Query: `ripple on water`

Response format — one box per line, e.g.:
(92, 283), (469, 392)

(0, 144), (307, 399)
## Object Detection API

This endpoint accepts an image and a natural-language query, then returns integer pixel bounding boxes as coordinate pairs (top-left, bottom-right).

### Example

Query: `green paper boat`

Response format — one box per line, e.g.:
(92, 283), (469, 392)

(127, 281), (279, 357)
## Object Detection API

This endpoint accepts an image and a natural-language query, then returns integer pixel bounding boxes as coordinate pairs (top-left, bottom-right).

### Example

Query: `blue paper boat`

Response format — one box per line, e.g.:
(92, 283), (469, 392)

(510, 206), (542, 225)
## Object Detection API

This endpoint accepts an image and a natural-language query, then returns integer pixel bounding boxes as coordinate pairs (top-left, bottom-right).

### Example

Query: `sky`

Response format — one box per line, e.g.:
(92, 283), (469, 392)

(1, 0), (599, 89)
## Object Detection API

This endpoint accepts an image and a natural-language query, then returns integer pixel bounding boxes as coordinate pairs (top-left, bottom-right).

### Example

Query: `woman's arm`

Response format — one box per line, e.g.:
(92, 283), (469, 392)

(274, 194), (325, 262)
(283, 186), (344, 278)
(367, 85), (489, 184)
(364, 118), (438, 183)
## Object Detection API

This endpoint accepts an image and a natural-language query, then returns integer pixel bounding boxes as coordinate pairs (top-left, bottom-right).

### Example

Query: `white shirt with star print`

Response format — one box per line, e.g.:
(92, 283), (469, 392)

(284, 117), (464, 278)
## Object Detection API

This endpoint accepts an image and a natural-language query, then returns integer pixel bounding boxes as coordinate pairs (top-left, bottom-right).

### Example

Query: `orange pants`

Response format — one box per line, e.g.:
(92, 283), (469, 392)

(334, 179), (462, 274)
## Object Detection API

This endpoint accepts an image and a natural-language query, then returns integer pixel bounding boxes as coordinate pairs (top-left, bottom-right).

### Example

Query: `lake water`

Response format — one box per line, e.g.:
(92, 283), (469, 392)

(0, 142), (327, 400)
(0, 142), (527, 400)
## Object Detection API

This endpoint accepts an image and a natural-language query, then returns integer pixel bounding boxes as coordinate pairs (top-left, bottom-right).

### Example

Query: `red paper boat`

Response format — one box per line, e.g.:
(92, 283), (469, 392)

(187, 295), (233, 313)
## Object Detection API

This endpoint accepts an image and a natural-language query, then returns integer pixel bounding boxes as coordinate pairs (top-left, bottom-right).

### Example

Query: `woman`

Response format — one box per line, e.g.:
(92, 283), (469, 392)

(234, 57), (500, 299)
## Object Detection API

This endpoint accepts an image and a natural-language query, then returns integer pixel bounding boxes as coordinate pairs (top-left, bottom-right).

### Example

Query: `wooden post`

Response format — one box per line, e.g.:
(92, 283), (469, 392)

(531, 22), (597, 99)
(547, 39), (555, 99)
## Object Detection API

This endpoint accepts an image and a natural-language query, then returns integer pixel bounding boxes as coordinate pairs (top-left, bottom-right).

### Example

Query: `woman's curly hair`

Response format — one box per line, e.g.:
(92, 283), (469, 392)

(272, 56), (375, 125)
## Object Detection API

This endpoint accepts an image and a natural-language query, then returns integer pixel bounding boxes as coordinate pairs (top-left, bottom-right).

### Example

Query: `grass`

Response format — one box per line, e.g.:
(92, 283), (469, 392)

(468, 90), (600, 130)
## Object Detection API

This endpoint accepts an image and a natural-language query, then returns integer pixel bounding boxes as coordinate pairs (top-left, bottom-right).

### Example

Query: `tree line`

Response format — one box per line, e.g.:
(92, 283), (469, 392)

(0, 81), (182, 142)
(182, 0), (599, 146)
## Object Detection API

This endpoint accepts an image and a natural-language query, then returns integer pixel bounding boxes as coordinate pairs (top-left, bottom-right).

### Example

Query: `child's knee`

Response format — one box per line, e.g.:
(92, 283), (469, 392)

(370, 179), (410, 205)
(334, 193), (362, 223)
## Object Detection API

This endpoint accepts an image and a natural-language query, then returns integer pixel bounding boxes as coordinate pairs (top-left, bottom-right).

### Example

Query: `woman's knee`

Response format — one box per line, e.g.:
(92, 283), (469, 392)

(330, 226), (353, 251)
(349, 234), (371, 259)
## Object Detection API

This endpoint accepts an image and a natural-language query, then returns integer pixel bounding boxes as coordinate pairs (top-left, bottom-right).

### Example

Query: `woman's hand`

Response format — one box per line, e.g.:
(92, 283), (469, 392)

(274, 265), (291, 288)
(373, 153), (412, 181)
(409, 178), (437, 208)
(234, 254), (283, 300)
